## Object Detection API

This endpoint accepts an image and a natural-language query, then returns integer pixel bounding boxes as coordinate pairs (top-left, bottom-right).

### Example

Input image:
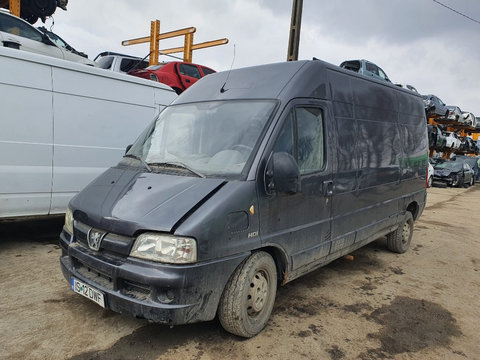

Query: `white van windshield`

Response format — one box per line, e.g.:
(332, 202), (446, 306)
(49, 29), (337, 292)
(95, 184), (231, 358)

(126, 100), (276, 178)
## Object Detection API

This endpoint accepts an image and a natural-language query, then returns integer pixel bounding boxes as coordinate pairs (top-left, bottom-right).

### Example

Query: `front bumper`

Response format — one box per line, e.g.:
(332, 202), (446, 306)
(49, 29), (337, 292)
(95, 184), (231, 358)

(59, 229), (248, 325)
(432, 175), (456, 186)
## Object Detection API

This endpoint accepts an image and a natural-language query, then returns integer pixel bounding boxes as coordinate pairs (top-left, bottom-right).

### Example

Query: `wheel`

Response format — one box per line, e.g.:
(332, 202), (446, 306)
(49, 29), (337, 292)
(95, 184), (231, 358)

(218, 251), (277, 338)
(469, 177), (474, 186)
(427, 176), (433, 188)
(386, 212), (414, 254)
(451, 174), (459, 187)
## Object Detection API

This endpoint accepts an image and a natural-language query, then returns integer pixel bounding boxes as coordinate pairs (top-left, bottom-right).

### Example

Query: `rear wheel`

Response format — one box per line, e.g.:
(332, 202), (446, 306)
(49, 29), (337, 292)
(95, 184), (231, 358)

(387, 212), (414, 254)
(218, 251), (277, 338)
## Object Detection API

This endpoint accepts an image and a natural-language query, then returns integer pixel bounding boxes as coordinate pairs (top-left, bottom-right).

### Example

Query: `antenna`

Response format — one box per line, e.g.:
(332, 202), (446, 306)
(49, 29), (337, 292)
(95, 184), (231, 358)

(220, 44), (235, 93)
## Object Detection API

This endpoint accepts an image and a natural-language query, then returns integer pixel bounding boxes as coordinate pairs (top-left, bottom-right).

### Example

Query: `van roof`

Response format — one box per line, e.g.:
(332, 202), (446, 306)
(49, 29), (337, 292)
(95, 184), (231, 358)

(175, 58), (420, 107)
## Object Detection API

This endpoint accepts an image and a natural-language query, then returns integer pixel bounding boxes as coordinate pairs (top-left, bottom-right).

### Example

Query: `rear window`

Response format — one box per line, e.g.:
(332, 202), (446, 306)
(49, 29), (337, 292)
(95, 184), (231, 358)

(340, 61), (360, 72)
(120, 58), (148, 72)
(201, 67), (215, 76)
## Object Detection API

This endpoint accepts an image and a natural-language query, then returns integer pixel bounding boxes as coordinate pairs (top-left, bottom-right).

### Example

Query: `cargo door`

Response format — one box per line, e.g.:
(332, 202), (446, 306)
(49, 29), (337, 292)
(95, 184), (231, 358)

(0, 53), (54, 217)
(258, 101), (333, 277)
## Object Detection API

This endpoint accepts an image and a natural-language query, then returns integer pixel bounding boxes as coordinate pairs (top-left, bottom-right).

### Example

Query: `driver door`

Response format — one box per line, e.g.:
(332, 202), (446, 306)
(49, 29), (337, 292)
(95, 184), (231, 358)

(258, 101), (333, 278)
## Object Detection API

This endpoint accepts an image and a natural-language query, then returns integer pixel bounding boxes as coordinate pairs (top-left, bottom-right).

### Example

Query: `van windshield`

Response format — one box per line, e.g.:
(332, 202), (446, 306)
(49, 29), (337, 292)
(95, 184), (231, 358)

(125, 100), (276, 178)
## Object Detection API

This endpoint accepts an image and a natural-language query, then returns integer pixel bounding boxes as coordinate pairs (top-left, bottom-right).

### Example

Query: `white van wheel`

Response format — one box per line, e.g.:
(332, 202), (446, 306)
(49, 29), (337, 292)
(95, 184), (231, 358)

(427, 176), (433, 188)
(387, 212), (414, 254)
(218, 251), (277, 338)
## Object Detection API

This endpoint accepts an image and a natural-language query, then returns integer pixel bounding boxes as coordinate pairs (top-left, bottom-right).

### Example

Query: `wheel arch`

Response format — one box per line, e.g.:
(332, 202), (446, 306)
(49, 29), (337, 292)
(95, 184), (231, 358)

(255, 246), (289, 285)
(406, 201), (419, 220)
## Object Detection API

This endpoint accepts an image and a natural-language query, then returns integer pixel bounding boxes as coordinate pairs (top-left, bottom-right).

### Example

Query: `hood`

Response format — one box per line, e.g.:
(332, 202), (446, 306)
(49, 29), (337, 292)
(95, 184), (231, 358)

(434, 169), (455, 177)
(70, 167), (225, 235)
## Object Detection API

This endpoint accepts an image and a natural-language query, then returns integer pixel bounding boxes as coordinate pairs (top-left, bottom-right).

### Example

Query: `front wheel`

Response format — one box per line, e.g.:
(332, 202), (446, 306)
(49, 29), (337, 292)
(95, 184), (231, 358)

(427, 176), (433, 188)
(218, 251), (277, 338)
(387, 212), (414, 253)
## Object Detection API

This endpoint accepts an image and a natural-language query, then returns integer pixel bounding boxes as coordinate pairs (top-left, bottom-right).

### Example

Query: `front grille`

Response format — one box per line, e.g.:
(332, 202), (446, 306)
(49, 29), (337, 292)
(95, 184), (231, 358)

(74, 260), (114, 290)
(121, 280), (152, 301)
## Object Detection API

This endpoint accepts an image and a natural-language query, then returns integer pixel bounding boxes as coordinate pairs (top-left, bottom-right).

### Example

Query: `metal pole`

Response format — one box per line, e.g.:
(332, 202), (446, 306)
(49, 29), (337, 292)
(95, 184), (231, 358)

(287, 0), (303, 61)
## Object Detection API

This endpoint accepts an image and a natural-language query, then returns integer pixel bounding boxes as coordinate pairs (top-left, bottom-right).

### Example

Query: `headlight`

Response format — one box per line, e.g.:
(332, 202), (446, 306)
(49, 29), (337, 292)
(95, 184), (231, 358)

(65, 207), (74, 234)
(130, 233), (197, 264)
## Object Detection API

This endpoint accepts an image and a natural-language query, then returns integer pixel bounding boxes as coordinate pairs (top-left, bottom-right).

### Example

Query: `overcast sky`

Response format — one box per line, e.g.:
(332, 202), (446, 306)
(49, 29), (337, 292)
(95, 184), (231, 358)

(46, 0), (480, 115)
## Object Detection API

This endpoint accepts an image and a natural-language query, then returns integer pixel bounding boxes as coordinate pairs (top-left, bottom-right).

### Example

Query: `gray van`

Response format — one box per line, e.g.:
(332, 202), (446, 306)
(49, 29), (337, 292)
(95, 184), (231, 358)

(60, 58), (428, 338)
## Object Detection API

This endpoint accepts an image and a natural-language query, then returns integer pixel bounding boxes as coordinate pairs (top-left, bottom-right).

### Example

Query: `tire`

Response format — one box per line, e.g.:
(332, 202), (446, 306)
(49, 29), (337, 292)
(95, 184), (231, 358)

(387, 212), (414, 254)
(218, 251), (277, 338)
(469, 177), (474, 186)
(451, 174), (459, 187)
(427, 176), (433, 188)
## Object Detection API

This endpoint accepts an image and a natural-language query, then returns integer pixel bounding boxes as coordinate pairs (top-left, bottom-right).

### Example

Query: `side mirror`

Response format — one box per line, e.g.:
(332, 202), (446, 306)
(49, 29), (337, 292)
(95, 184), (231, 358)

(266, 152), (301, 195)
(125, 144), (133, 155)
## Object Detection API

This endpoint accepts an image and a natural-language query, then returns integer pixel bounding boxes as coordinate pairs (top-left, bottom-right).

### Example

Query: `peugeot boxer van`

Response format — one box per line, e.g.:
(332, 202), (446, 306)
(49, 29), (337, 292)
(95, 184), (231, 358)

(60, 58), (428, 338)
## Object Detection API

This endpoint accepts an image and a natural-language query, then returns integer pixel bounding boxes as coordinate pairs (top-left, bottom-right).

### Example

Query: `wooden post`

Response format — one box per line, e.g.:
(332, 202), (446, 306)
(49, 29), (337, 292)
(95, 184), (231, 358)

(9, 0), (20, 17)
(149, 20), (160, 66)
(287, 0), (303, 61)
(184, 32), (194, 63)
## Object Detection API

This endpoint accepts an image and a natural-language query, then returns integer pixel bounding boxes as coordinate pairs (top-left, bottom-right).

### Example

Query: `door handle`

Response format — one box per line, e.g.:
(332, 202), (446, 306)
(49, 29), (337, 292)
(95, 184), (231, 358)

(323, 180), (334, 197)
(186, 79), (191, 83)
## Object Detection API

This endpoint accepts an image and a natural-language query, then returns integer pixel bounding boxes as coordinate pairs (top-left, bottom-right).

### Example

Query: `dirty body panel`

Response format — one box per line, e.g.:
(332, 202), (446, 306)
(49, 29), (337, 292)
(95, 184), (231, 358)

(60, 59), (427, 327)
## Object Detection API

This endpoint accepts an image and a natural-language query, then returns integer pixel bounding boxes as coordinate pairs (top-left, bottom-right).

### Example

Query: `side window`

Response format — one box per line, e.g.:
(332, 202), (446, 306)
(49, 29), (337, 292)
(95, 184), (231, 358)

(273, 107), (325, 175)
(378, 67), (387, 80)
(296, 107), (325, 174)
(179, 64), (201, 79)
(0, 15), (43, 42)
(365, 62), (379, 75)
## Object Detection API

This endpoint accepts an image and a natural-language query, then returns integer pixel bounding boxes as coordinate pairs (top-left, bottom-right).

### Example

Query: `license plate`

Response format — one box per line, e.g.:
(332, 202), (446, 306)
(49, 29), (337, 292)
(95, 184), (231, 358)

(71, 277), (105, 308)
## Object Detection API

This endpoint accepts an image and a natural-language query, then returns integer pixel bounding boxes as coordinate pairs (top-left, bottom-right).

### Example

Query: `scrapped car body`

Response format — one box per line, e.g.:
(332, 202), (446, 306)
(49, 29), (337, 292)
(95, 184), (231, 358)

(433, 160), (474, 187)
(446, 106), (463, 123)
(427, 124), (447, 150)
(339, 59), (391, 83)
(462, 112), (477, 128)
(422, 94), (448, 118)
(443, 131), (461, 149)
(60, 58), (428, 338)
(37, 26), (91, 60)
(128, 61), (216, 94)
(427, 162), (434, 187)
(0, 9), (96, 66)
(460, 136), (478, 154)
(452, 155), (479, 182)
(94, 51), (149, 74)
(396, 84), (419, 93)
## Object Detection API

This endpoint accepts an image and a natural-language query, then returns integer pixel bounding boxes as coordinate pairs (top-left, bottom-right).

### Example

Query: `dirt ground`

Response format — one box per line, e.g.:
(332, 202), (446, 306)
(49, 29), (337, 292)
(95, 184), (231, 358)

(1, 185), (479, 360)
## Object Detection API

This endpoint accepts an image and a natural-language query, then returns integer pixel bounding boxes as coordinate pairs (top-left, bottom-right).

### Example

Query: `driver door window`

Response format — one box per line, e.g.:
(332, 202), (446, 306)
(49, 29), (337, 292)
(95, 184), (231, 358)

(273, 107), (325, 175)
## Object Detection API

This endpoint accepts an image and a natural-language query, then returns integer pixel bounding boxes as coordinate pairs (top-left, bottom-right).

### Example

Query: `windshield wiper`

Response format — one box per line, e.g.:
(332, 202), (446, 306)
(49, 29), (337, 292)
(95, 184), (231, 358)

(148, 161), (205, 178)
(124, 154), (152, 173)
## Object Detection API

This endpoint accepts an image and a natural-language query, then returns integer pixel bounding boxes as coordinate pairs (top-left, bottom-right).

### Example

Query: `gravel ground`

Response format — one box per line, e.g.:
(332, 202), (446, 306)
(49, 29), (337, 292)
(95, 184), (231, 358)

(1, 185), (479, 360)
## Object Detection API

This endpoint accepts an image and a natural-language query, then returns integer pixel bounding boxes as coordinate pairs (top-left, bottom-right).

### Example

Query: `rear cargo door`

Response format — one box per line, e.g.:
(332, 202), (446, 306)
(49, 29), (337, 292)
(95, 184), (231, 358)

(258, 100), (333, 275)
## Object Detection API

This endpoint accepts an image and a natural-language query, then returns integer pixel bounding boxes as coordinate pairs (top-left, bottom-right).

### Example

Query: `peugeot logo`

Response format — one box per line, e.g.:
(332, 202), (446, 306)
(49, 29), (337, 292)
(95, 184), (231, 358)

(87, 229), (105, 251)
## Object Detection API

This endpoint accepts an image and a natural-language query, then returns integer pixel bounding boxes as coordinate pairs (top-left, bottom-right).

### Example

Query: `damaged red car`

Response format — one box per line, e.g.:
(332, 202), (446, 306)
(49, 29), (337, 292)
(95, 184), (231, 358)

(128, 61), (215, 94)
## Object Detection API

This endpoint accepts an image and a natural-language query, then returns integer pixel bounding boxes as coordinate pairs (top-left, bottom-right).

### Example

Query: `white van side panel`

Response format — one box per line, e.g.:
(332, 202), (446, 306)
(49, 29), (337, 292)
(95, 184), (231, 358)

(50, 68), (164, 214)
(0, 55), (54, 217)
(0, 47), (177, 218)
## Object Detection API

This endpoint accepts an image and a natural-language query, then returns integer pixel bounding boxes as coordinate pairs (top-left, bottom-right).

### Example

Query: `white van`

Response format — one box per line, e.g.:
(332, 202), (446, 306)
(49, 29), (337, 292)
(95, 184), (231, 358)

(0, 46), (177, 219)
